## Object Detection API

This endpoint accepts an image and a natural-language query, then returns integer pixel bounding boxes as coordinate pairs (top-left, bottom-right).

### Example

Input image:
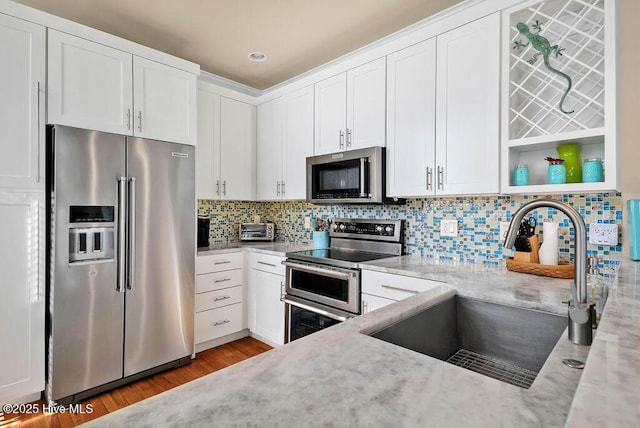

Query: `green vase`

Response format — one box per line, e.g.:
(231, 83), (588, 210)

(556, 143), (582, 183)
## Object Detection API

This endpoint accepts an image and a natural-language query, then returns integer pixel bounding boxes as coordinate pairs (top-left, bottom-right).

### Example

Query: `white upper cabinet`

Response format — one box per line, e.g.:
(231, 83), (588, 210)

(256, 98), (283, 200)
(220, 97), (256, 200)
(282, 86), (314, 200)
(48, 30), (196, 145)
(0, 14), (45, 190)
(257, 86), (314, 201)
(435, 13), (500, 195)
(314, 58), (386, 155)
(196, 86), (256, 201)
(48, 30), (133, 135)
(386, 38), (437, 198)
(132, 56), (196, 145)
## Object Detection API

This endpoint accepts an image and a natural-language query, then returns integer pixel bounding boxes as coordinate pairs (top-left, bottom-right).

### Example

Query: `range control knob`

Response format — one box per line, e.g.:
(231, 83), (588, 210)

(385, 226), (393, 234)
(375, 225), (383, 233)
(339, 223), (346, 231)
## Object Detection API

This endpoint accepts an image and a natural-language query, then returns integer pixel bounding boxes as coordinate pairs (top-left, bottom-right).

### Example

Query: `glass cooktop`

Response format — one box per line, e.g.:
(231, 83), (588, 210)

(286, 248), (396, 264)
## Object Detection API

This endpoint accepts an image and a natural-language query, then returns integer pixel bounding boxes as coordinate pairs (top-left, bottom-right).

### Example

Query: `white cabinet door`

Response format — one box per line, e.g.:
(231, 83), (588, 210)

(248, 268), (285, 346)
(133, 56), (197, 145)
(220, 97), (256, 200)
(0, 193), (44, 400)
(386, 38), (437, 197)
(346, 58), (387, 150)
(435, 13), (500, 195)
(314, 73), (346, 155)
(0, 14), (45, 190)
(47, 29), (133, 135)
(196, 88), (221, 199)
(256, 98), (283, 200)
(282, 85), (314, 200)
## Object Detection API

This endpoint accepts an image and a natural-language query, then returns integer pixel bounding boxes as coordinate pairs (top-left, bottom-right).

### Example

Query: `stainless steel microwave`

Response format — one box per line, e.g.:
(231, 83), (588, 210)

(306, 146), (385, 204)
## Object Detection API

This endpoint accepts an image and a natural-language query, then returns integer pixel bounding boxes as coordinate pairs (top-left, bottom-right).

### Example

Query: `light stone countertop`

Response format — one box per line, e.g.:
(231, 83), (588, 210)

(197, 241), (313, 257)
(83, 254), (640, 427)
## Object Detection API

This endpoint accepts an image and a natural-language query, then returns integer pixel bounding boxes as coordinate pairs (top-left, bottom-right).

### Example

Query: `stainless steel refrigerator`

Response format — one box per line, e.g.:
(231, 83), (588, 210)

(46, 125), (195, 404)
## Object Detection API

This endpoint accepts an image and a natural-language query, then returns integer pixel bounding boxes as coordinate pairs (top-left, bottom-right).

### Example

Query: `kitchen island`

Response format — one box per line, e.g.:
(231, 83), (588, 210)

(84, 256), (640, 427)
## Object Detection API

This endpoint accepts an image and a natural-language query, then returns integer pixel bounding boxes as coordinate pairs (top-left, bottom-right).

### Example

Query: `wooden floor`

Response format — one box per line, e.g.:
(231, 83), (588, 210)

(0, 337), (271, 427)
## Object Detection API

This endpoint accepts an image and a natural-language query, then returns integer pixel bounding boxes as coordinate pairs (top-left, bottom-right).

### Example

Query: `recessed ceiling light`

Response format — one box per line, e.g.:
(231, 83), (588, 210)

(248, 52), (267, 62)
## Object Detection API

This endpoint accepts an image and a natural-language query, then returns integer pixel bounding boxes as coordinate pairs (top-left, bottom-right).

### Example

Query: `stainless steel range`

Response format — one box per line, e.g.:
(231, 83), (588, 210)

(283, 218), (404, 343)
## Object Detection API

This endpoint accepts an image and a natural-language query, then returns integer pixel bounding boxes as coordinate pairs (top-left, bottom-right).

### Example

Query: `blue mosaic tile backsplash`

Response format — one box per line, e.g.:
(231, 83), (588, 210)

(198, 193), (622, 267)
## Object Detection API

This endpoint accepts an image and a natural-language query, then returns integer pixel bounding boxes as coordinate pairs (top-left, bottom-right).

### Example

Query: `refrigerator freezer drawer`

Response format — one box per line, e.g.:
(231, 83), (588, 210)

(195, 285), (243, 312)
(196, 252), (243, 274)
(196, 269), (243, 294)
(195, 303), (244, 343)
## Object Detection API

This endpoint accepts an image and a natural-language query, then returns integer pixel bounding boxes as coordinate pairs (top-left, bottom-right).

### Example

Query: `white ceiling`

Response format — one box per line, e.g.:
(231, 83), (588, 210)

(12, 0), (462, 90)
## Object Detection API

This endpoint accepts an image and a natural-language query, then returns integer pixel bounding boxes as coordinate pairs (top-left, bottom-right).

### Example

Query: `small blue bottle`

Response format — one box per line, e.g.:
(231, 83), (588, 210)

(582, 159), (604, 182)
(513, 164), (529, 186)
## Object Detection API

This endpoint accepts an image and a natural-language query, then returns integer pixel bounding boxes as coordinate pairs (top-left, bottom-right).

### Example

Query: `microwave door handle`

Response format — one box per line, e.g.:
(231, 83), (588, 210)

(282, 298), (349, 322)
(360, 157), (367, 198)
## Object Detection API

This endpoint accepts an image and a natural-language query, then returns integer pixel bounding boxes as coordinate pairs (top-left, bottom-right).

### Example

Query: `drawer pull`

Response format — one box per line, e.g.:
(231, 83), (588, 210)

(213, 320), (231, 326)
(214, 260), (231, 265)
(214, 295), (231, 302)
(257, 261), (277, 268)
(214, 278), (231, 283)
(381, 284), (420, 294)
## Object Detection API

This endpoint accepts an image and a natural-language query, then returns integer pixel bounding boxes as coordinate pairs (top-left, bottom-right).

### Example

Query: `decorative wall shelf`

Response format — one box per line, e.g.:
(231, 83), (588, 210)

(501, 0), (616, 194)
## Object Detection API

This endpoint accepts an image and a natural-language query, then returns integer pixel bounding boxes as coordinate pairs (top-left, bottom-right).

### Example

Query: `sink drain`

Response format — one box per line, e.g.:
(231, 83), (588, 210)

(446, 349), (538, 389)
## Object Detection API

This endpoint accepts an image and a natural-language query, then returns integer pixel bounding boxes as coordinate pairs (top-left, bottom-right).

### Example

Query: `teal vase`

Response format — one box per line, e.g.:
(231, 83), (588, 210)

(556, 143), (581, 183)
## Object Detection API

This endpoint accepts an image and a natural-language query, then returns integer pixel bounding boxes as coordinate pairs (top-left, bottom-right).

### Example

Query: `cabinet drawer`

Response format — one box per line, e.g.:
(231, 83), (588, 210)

(196, 251), (243, 274)
(248, 252), (285, 276)
(195, 303), (244, 344)
(195, 286), (243, 312)
(196, 269), (243, 293)
(361, 270), (444, 301)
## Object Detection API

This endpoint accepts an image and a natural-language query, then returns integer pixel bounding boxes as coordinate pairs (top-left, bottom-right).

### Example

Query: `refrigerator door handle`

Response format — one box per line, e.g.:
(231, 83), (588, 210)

(127, 177), (137, 291)
(117, 177), (127, 292)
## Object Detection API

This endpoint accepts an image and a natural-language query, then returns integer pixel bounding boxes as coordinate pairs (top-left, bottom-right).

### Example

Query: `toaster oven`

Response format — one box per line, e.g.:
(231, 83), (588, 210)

(239, 222), (275, 242)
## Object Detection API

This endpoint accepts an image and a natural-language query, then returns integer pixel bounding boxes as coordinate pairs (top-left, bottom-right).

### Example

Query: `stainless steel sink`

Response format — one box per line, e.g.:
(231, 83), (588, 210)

(370, 295), (567, 388)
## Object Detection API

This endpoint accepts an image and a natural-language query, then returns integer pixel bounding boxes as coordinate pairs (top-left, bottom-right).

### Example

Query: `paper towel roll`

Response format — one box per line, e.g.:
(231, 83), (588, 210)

(539, 222), (558, 265)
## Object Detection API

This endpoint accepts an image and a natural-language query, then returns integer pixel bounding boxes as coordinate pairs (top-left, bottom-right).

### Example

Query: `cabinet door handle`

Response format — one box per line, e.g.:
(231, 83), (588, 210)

(339, 130), (345, 149)
(281, 181), (285, 196)
(257, 261), (277, 268)
(362, 299), (368, 314)
(137, 111), (142, 132)
(214, 277), (231, 283)
(126, 108), (131, 130)
(214, 260), (231, 265)
(426, 167), (432, 191)
(223, 180), (227, 196)
(381, 284), (420, 294)
(280, 281), (285, 300)
(277, 181), (281, 196)
(213, 320), (231, 326)
(36, 81), (41, 183)
(216, 180), (220, 196)
(214, 295), (231, 302)
(437, 166), (444, 191)
(346, 128), (352, 148)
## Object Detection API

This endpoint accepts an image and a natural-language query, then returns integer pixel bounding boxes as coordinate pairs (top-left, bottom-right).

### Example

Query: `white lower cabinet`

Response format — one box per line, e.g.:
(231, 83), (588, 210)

(361, 270), (444, 313)
(247, 252), (285, 346)
(195, 252), (246, 350)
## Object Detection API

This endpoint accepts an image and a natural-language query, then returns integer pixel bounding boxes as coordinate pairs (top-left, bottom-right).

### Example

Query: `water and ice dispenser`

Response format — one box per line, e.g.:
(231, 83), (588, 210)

(68, 206), (115, 264)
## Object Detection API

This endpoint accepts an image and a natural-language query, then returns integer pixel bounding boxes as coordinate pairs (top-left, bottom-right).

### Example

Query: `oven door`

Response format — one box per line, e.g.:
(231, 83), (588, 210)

(283, 260), (360, 314)
(283, 295), (354, 343)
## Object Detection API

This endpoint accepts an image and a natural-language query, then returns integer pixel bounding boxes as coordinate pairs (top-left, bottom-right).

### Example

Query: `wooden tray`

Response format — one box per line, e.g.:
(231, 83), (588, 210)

(506, 257), (574, 279)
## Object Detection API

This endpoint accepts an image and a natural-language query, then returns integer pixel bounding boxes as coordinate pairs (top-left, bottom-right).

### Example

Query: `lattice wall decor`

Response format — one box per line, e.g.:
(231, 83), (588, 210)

(509, 0), (605, 140)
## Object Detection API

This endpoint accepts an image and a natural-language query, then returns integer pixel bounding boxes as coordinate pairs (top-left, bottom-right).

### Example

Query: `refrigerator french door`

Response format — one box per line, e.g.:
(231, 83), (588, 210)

(46, 125), (195, 403)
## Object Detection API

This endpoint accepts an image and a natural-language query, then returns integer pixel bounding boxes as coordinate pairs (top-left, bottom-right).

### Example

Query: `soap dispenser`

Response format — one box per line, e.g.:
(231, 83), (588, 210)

(587, 256), (606, 322)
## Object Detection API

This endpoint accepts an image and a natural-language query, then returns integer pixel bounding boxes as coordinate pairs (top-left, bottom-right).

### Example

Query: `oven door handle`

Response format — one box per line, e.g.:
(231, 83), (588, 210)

(282, 297), (350, 322)
(282, 261), (356, 280)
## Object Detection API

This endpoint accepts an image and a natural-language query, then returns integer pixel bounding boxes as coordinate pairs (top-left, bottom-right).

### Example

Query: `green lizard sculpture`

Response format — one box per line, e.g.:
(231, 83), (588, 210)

(514, 21), (574, 114)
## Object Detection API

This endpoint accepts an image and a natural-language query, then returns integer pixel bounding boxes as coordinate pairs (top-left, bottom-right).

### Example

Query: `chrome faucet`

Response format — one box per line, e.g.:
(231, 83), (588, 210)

(504, 198), (594, 346)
